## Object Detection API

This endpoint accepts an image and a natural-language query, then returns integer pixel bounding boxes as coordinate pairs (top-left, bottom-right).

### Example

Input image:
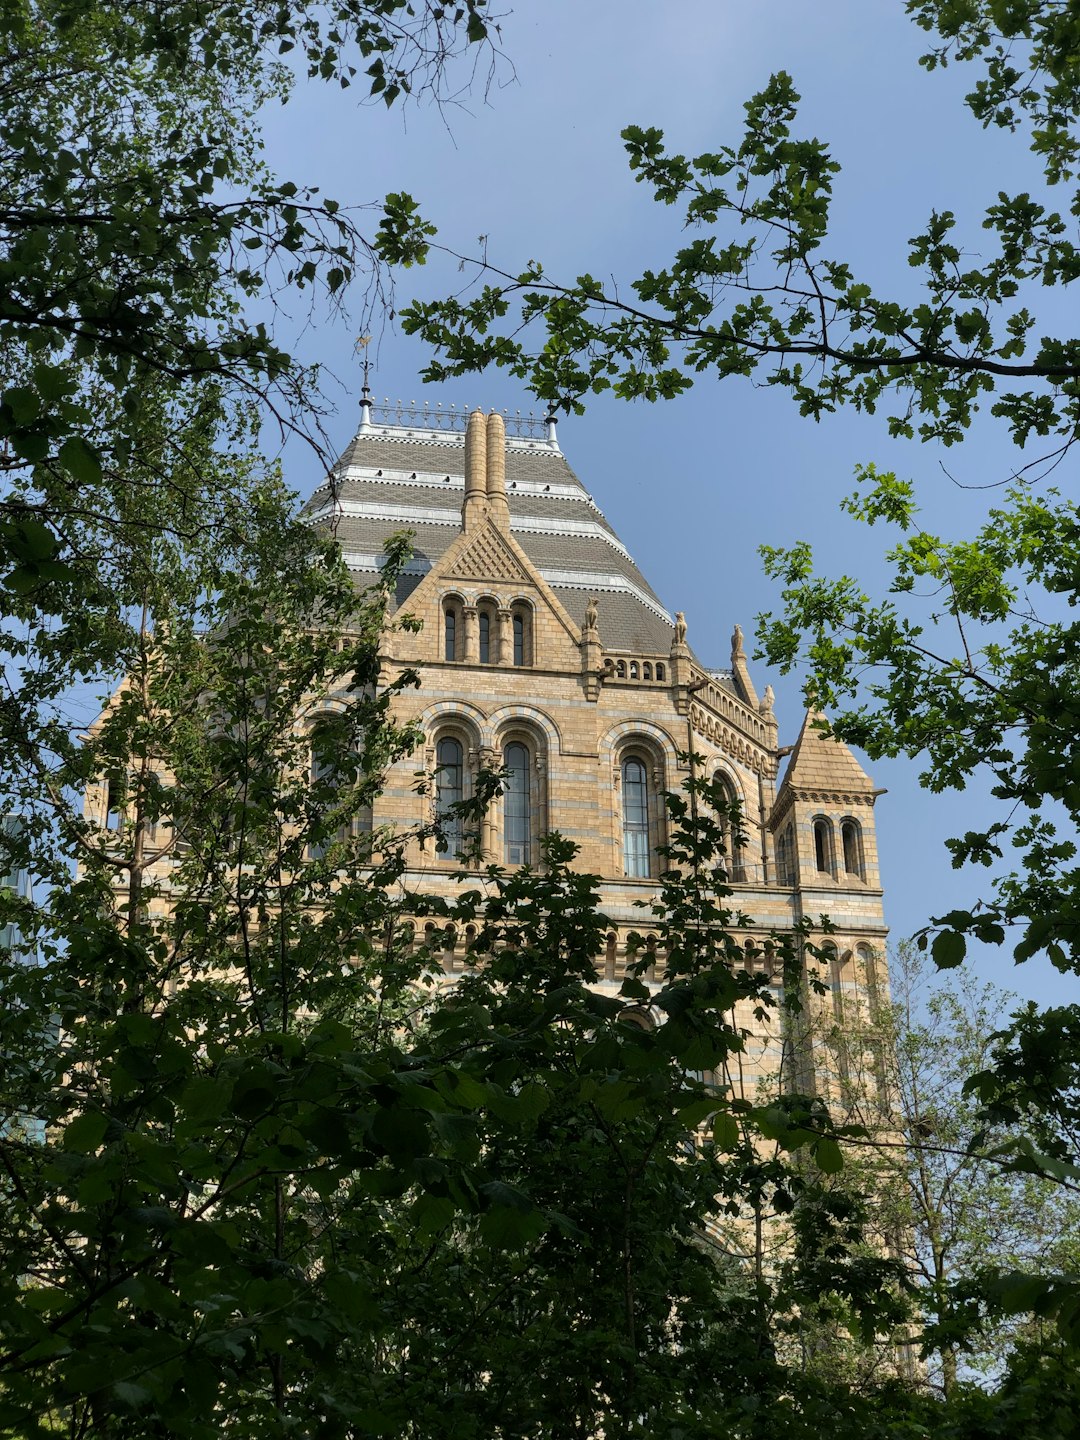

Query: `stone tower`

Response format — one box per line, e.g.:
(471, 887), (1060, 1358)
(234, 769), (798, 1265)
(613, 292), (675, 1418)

(298, 398), (890, 1099)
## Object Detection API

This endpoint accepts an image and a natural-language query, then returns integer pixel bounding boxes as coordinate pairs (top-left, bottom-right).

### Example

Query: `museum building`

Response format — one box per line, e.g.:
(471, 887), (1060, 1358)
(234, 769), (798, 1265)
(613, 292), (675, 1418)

(299, 395), (890, 1094)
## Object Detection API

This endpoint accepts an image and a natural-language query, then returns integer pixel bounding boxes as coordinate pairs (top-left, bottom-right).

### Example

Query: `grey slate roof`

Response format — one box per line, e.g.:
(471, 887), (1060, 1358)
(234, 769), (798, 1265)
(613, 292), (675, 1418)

(302, 418), (680, 657)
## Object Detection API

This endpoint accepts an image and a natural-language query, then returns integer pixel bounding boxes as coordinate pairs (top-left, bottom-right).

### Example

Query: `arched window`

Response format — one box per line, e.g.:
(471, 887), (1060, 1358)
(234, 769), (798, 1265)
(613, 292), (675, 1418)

(444, 607), (457, 661)
(105, 778), (123, 832)
(714, 774), (746, 881)
(442, 597), (462, 661)
(435, 736), (465, 858)
(478, 610), (490, 664)
(604, 931), (617, 981)
(622, 756), (653, 878)
(352, 768), (373, 843)
(813, 818), (834, 876)
(630, 661), (639, 679)
(510, 602), (532, 666)
(615, 660), (626, 678)
(309, 720), (369, 860)
(826, 944), (851, 1084)
(503, 741), (532, 865)
(856, 943), (879, 1003)
(775, 825), (796, 886)
(655, 662), (666, 681)
(308, 728), (341, 860)
(642, 662), (653, 680)
(825, 944), (843, 1019)
(842, 819), (864, 878)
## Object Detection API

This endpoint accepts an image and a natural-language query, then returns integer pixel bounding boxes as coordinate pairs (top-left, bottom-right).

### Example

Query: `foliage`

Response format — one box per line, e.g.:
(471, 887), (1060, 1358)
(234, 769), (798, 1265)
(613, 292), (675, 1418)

(0, 525), (911, 1440)
(398, 0), (1080, 1303)
(807, 943), (1080, 1395)
(0, 0), (496, 690)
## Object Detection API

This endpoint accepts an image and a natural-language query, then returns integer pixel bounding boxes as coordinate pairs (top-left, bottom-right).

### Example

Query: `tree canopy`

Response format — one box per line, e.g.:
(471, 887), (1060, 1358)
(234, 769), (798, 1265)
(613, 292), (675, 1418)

(398, 0), (1080, 1196)
(5, 2), (1080, 1435)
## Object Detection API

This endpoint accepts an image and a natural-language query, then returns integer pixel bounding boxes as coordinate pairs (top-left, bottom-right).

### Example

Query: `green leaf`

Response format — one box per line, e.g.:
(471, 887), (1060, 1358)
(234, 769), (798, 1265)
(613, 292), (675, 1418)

(713, 1111), (740, 1150)
(931, 929), (967, 969)
(58, 436), (103, 485)
(62, 1110), (109, 1154)
(814, 1135), (844, 1174)
(676, 1097), (718, 1128)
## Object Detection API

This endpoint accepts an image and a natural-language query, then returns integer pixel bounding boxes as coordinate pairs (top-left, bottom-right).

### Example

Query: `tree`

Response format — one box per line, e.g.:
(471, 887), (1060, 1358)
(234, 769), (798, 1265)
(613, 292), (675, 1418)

(0, 0), (497, 877)
(806, 943), (1080, 1396)
(395, 0), (1080, 1319)
(0, 517), (910, 1439)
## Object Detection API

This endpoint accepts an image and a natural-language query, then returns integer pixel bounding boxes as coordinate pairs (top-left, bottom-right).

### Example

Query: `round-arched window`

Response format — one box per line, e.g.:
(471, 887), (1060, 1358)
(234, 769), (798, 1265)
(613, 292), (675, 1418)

(436, 736), (465, 858)
(622, 756), (652, 878)
(842, 819), (864, 878)
(504, 741), (531, 865)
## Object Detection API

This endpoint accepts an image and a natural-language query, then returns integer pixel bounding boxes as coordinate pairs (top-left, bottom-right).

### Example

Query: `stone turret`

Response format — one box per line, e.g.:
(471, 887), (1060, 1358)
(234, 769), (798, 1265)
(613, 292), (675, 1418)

(771, 711), (883, 890)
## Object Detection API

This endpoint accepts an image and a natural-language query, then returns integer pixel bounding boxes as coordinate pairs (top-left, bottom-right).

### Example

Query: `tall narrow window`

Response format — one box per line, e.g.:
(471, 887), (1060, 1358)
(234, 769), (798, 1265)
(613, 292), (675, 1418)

(842, 819), (863, 878)
(775, 826), (795, 886)
(814, 819), (833, 875)
(309, 737), (338, 861)
(105, 779), (123, 832)
(436, 737), (464, 858)
(622, 757), (652, 878)
(513, 613), (525, 666)
(478, 611), (490, 664)
(444, 607), (456, 661)
(352, 758), (373, 843)
(504, 742), (531, 865)
(715, 776), (745, 881)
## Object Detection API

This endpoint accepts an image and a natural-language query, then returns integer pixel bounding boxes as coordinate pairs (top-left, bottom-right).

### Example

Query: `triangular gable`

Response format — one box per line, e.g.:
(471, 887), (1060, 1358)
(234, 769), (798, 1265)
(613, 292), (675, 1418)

(397, 518), (584, 645)
(447, 525), (534, 586)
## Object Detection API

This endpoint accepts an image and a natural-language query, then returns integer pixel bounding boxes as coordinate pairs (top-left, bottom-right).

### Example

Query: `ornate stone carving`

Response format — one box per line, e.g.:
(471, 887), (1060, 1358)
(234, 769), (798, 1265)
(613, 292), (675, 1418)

(448, 525), (531, 584)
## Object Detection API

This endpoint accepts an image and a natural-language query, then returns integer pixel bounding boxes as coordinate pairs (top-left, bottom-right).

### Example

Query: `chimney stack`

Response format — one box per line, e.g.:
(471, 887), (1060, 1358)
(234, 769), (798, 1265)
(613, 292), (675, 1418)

(486, 410), (509, 533)
(462, 408), (487, 530)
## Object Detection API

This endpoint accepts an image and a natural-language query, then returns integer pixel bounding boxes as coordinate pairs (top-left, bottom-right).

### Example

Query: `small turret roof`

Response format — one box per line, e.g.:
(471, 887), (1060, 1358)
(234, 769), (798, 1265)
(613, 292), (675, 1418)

(777, 710), (877, 798)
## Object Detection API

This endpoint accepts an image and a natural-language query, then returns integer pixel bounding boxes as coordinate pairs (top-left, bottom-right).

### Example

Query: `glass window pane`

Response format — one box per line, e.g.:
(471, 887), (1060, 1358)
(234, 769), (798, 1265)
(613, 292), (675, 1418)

(622, 757), (651, 878)
(436, 737), (464, 858)
(478, 612), (490, 664)
(504, 742), (531, 864)
(444, 608), (456, 661)
(513, 613), (524, 666)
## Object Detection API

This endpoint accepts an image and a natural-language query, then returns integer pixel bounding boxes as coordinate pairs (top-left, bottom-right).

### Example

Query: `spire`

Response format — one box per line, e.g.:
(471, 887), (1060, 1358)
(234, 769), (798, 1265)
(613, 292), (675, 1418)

(357, 338), (373, 432)
(778, 710), (877, 799)
(462, 408), (488, 531)
(486, 410), (510, 533)
(544, 403), (560, 451)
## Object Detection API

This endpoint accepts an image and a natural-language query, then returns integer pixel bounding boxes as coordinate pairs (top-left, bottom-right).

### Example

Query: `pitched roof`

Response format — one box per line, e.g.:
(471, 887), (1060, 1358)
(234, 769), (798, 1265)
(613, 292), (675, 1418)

(777, 711), (877, 798)
(303, 410), (684, 656)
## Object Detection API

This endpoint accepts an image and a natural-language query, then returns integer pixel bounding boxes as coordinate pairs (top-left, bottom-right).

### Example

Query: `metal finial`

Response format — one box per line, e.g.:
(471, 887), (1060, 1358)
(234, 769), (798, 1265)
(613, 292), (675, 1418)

(356, 336), (373, 412)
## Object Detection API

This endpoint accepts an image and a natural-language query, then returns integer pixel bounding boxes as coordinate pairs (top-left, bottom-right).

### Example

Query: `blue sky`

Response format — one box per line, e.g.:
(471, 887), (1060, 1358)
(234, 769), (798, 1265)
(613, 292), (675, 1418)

(256, 2), (1075, 1007)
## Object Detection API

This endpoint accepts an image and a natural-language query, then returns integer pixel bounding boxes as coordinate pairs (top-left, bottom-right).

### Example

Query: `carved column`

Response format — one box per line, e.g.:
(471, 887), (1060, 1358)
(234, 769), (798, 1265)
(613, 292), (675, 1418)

(535, 753), (547, 857)
(422, 743), (435, 853)
(479, 743), (497, 858)
(463, 604), (479, 664)
(497, 607), (513, 665)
